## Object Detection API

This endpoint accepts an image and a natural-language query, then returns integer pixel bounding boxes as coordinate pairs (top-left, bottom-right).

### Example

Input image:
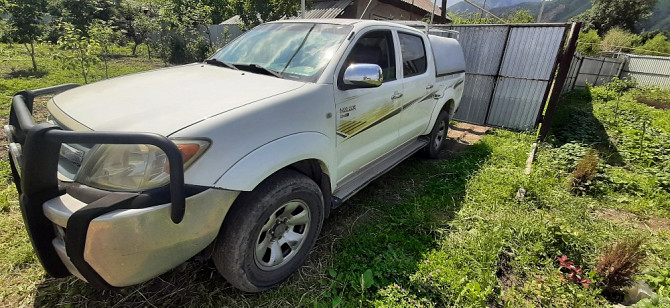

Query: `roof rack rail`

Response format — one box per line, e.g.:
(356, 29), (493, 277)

(386, 20), (460, 40)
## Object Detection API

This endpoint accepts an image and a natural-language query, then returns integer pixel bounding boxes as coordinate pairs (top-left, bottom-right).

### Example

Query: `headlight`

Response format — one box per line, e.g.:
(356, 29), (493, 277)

(75, 140), (209, 191)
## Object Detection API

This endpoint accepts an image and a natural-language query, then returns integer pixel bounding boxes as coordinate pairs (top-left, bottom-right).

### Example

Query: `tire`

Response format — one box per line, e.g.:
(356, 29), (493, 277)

(423, 110), (450, 158)
(213, 169), (324, 292)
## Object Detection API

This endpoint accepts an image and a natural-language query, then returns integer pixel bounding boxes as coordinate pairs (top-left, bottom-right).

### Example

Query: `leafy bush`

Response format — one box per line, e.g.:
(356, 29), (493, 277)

(578, 30), (602, 56)
(601, 28), (642, 52)
(642, 264), (670, 298)
(634, 34), (670, 56)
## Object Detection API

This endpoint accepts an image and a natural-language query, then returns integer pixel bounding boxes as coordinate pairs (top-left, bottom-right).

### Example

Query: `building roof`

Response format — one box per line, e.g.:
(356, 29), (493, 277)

(220, 15), (243, 25)
(301, 0), (353, 19)
(399, 0), (443, 16)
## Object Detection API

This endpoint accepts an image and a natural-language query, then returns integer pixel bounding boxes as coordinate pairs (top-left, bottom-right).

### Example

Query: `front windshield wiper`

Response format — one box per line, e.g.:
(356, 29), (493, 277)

(248, 64), (282, 78)
(204, 58), (238, 70)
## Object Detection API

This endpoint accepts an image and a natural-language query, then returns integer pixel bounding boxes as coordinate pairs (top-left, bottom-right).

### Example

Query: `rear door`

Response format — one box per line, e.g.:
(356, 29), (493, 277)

(397, 31), (436, 142)
(333, 28), (404, 182)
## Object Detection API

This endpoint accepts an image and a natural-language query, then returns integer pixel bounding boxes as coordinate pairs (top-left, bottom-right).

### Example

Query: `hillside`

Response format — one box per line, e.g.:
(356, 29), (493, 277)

(488, 0), (591, 22)
(447, 0), (541, 13)
(487, 0), (669, 32)
(638, 0), (670, 32)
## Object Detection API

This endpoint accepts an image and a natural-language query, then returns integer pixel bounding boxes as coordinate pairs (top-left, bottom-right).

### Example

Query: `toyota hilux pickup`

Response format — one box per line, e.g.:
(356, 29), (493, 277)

(5, 19), (465, 292)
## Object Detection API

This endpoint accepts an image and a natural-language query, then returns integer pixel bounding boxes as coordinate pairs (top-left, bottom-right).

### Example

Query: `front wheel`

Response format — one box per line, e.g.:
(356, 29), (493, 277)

(423, 110), (450, 158)
(212, 169), (324, 292)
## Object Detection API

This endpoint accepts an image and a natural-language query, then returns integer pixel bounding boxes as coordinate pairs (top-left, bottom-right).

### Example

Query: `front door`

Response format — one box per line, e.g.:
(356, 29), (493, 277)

(334, 29), (404, 182)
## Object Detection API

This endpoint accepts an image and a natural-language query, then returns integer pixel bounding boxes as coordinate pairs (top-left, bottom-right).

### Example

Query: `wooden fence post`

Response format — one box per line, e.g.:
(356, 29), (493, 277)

(538, 22), (582, 140)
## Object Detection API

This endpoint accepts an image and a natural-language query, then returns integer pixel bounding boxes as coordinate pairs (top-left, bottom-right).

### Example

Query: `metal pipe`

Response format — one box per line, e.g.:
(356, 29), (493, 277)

(301, 0), (305, 19)
(430, 0), (438, 24)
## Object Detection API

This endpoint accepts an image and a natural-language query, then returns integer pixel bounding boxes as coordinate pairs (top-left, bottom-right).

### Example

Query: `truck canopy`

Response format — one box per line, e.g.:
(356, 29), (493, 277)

(429, 35), (466, 77)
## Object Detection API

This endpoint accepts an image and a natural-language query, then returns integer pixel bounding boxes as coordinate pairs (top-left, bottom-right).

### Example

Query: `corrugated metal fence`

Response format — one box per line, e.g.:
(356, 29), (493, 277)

(563, 52), (670, 92)
(429, 24), (570, 130)
(562, 52), (625, 92)
(623, 54), (670, 88)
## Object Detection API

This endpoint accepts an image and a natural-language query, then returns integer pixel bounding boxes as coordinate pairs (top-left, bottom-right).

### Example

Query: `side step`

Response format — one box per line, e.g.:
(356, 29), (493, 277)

(332, 137), (429, 208)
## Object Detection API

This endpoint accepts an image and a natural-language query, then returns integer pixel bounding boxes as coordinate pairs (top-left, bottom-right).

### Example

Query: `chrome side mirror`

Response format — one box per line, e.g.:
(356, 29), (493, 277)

(343, 64), (383, 88)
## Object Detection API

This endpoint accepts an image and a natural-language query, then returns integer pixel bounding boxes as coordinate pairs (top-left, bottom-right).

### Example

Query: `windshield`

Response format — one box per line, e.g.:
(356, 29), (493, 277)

(211, 23), (352, 82)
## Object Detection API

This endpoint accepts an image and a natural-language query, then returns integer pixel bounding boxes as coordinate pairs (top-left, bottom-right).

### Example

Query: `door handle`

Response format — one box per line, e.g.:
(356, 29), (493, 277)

(391, 92), (403, 99)
(426, 84), (434, 90)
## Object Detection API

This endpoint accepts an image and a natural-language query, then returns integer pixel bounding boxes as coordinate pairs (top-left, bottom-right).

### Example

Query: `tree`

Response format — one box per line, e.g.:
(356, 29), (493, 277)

(572, 0), (657, 34)
(56, 22), (101, 84)
(634, 34), (670, 56)
(505, 10), (535, 24)
(230, 0), (306, 29)
(89, 20), (118, 78)
(201, 0), (232, 24)
(5, 0), (47, 71)
(577, 30), (602, 56)
(151, 0), (214, 64)
(48, 0), (123, 33)
(601, 28), (642, 52)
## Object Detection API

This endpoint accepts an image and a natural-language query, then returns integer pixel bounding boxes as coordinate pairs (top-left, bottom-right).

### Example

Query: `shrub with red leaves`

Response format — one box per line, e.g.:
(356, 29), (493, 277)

(558, 255), (593, 288)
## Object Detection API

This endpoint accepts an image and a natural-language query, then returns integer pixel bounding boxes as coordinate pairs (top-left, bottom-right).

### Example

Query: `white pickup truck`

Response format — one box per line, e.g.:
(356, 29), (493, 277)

(6, 19), (465, 292)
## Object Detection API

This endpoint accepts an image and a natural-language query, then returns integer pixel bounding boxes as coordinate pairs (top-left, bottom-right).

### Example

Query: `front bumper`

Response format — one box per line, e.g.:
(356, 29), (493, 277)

(45, 188), (238, 287)
(5, 84), (236, 288)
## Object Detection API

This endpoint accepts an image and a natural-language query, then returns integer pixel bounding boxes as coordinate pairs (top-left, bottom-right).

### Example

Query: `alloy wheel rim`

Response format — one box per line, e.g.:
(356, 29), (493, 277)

(254, 199), (311, 270)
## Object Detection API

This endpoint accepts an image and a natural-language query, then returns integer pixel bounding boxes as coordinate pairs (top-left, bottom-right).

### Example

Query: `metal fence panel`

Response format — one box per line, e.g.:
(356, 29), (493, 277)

(563, 52), (670, 91)
(454, 74), (495, 125)
(448, 25), (509, 76)
(488, 78), (548, 129)
(499, 27), (565, 80)
(623, 54), (670, 88)
(486, 26), (566, 129)
(427, 24), (569, 129)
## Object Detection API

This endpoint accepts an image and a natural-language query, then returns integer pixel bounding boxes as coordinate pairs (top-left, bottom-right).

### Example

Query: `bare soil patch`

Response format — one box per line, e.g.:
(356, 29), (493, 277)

(595, 208), (670, 232)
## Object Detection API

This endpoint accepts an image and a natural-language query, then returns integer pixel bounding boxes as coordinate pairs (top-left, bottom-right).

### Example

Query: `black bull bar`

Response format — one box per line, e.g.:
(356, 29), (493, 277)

(5, 84), (187, 282)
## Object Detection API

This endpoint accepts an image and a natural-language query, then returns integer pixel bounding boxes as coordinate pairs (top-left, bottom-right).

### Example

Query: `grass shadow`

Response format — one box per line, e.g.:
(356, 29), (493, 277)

(550, 89), (625, 166)
(32, 139), (492, 306)
(3, 69), (48, 79)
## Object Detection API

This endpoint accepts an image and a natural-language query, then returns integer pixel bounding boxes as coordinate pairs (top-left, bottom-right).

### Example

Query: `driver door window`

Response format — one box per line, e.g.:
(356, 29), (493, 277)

(338, 31), (396, 89)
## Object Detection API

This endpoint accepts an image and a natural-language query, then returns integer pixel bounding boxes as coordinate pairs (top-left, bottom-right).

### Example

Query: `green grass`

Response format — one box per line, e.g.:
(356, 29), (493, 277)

(1, 43), (669, 306)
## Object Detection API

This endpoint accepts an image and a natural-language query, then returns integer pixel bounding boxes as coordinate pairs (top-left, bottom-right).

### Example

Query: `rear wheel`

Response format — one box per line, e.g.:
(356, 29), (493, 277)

(424, 110), (450, 158)
(213, 169), (324, 292)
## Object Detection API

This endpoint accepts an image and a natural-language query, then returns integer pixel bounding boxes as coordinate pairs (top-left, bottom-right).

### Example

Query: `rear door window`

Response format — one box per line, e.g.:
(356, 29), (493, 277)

(398, 32), (427, 78)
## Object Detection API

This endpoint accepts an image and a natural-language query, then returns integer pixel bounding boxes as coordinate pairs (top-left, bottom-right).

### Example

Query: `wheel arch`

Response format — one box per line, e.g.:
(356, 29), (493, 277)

(214, 132), (334, 217)
(422, 94), (457, 136)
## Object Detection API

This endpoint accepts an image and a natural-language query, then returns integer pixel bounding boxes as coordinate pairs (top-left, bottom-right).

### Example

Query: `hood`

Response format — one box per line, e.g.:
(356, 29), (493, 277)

(50, 64), (305, 135)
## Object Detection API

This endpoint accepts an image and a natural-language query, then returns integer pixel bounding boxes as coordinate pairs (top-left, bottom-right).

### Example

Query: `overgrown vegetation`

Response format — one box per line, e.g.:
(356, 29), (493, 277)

(1, 0), (302, 68)
(1, 44), (669, 308)
(577, 27), (670, 56)
(448, 9), (536, 24)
